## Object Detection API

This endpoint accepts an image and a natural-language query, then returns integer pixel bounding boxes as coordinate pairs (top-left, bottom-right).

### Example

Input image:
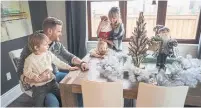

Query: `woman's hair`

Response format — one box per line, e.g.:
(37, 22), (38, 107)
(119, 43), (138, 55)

(28, 30), (47, 52)
(108, 7), (122, 28)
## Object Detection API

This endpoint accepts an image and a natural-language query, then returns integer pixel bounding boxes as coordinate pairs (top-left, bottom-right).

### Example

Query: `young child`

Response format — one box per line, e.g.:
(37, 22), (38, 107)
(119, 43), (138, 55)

(97, 15), (112, 40)
(90, 40), (108, 59)
(107, 7), (125, 51)
(23, 32), (79, 106)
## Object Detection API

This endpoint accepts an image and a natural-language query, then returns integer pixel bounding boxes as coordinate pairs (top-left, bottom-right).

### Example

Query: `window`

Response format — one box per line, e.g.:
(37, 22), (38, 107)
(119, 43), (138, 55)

(87, 0), (201, 44)
(165, 0), (201, 41)
(88, 1), (119, 40)
(127, 0), (158, 38)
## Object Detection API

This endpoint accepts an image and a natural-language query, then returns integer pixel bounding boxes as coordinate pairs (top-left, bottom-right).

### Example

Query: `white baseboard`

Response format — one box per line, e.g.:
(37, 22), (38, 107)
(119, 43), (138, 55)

(1, 84), (23, 107)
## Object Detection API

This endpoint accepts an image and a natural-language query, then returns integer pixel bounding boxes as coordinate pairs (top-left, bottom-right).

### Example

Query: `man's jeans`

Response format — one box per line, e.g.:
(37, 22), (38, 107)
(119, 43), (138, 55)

(44, 71), (83, 107)
(55, 71), (68, 83)
(32, 79), (60, 107)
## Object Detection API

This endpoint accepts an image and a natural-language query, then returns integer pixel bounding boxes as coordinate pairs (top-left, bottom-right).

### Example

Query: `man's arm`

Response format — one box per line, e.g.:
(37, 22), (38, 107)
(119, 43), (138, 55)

(58, 42), (83, 65)
(72, 57), (89, 71)
(50, 51), (79, 71)
(17, 45), (32, 78)
(57, 42), (76, 63)
(58, 42), (89, 71)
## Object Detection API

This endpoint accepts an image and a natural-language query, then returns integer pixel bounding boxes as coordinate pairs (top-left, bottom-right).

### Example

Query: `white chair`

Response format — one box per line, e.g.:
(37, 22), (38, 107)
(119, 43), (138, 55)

(136, 82), (189, 107)
(9, 48), (32, 97)
(81, 80), (123, 107)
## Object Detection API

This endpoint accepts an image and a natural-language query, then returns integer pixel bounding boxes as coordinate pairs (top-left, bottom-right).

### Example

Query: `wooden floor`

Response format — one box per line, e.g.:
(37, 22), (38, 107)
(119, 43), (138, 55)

(7, 93), (200, 107)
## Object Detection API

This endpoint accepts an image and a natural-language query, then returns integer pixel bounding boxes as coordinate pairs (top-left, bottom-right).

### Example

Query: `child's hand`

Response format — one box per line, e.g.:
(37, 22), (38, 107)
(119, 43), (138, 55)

(33, 76), (41, 82)
(69, 66), (79, 71)
(40, 69), (51, 77)
(38, 69), (52, 82)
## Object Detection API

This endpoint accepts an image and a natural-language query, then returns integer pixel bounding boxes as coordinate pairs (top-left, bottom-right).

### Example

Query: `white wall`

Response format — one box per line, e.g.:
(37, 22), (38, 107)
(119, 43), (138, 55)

(46, 1), (67, 48)
(87, 41), (199, 58)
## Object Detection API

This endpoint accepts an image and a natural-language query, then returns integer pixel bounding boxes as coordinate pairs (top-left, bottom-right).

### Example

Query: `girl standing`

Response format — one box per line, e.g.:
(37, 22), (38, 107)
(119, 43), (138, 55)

(96, 7), (125, 52)
(107, 7), (125, 51)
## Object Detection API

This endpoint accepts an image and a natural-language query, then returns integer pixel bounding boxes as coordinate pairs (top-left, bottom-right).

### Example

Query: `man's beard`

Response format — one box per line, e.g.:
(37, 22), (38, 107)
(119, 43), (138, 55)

(54, 36), (60, 42)
(56, 37), (60, 41)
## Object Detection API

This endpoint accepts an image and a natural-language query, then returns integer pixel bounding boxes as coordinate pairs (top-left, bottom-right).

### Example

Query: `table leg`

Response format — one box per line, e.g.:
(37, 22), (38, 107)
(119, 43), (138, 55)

(60, 84), (78, 107)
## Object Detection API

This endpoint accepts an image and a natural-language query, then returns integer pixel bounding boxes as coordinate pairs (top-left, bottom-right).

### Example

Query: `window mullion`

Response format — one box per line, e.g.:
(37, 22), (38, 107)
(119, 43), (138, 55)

(196, 10), (201, 44)
(156, 0), (167, 25)
(119, 1), (127, 40)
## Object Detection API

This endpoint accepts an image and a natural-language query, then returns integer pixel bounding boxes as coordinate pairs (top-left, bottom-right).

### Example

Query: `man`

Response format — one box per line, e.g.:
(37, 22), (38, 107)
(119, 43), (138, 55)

(17, 17), (88, 107)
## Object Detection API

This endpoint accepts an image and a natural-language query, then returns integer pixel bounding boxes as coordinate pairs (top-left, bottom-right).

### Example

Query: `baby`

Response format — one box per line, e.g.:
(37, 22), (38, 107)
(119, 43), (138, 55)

(90, 15), (112, 59)
(90, 40), (108, 59)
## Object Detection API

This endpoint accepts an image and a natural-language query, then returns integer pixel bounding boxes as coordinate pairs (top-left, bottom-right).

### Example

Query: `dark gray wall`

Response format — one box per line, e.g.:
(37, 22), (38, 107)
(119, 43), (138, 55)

(1, 1), (47, 95)
(1, 37), (28, 95)
(29, 1), (48, 32)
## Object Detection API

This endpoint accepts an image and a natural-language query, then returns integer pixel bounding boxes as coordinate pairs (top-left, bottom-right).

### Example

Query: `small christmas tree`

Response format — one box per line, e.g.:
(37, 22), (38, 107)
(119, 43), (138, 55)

(128, 12), (149, 68)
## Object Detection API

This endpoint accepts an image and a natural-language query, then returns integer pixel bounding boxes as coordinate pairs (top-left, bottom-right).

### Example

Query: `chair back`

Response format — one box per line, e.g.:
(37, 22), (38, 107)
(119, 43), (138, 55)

(136, 82), (189, 107)
(81, 80), (123, 107)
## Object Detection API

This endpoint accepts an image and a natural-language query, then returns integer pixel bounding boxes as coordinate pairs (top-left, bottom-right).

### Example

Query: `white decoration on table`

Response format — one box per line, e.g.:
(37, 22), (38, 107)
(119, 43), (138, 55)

(95, 50), (201, 88)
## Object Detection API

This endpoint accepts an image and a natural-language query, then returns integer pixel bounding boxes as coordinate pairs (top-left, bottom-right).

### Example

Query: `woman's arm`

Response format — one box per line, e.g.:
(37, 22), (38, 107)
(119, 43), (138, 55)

(103, 39), (114, 46)
(112, 23), (125, 39)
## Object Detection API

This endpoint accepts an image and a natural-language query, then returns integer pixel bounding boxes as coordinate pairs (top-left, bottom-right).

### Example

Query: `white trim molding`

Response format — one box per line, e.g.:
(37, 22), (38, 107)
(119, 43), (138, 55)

(1, 84), (23, 107)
